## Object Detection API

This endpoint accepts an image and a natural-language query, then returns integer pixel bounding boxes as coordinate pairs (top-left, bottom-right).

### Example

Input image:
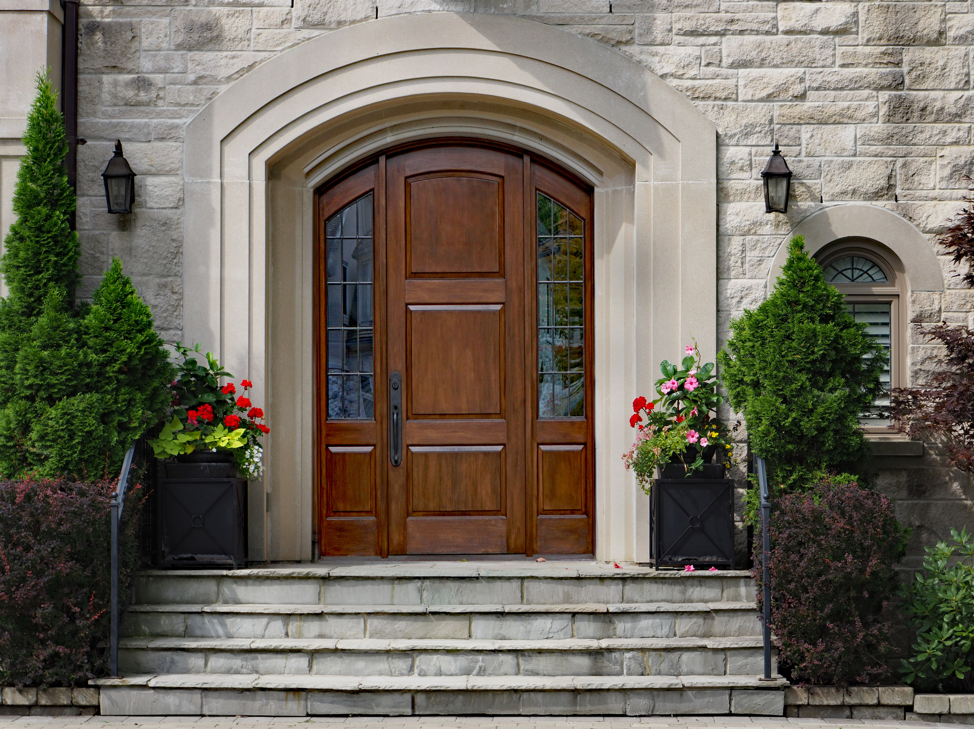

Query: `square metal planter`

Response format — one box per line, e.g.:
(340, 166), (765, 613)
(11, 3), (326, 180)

(650, 477), (735, 569)
(158, 476), (247, 568)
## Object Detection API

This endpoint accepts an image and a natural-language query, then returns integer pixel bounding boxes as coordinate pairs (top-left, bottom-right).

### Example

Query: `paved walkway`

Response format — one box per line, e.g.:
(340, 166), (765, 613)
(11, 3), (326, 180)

(0, 717), (963, 728)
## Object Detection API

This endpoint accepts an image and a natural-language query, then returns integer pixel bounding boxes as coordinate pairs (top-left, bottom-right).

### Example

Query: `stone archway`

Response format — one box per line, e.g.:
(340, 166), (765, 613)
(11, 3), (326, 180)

(181, 12), (717, 562)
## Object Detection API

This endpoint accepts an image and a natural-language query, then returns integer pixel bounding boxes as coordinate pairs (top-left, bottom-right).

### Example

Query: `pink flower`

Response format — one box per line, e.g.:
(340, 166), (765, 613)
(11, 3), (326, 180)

(685, 345), (695, 355)
(690, 407), (698, 416)
(687, 430), (699, 444)
(661, 378), (679, 394)
(685, 375), (699, 392)
(709, 567), (718, 572)
(700, 438), (709, 447)
(684, 565), (696, 572)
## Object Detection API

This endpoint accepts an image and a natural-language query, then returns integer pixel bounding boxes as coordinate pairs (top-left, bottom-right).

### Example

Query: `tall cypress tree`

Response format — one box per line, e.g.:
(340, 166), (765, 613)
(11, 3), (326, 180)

(1, 74), (79, 316)
(718, 235), (885, 495)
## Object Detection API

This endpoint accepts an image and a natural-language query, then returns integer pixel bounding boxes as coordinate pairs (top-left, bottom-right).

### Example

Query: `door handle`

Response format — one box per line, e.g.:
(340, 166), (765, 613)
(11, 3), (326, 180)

(390, 372), (402, 467)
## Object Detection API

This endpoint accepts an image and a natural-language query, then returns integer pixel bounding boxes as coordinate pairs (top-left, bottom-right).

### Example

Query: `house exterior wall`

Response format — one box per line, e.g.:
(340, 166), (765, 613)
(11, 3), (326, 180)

(3, 0), (973, 561)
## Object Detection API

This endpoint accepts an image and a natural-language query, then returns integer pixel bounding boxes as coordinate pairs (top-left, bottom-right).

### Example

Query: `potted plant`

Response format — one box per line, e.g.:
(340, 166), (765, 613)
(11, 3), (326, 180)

(148, 344), (269, 567)
(623, 342), (736, 568)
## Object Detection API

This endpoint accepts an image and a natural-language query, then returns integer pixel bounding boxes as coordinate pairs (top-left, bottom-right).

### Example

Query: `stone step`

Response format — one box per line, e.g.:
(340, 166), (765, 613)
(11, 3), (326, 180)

(93, 673), (787, 716)
(132, 567), (755, 607)
(117, 636), (769, 677)
(123, 602), (761, 641)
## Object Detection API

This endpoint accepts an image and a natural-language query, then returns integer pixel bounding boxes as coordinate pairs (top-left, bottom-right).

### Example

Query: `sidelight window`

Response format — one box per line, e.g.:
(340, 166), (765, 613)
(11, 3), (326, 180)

(537, 192), (585, 418)
(325, 193), (374, 420)
(820, 248), (900, 427)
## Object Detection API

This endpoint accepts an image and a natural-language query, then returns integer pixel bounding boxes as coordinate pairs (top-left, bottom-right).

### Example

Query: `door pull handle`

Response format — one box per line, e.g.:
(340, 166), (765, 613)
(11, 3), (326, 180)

(390, 372), (402, 467)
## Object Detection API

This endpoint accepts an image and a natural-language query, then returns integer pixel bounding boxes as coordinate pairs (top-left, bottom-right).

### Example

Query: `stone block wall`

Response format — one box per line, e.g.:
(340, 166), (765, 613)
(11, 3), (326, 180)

(69, 0), (974, 560)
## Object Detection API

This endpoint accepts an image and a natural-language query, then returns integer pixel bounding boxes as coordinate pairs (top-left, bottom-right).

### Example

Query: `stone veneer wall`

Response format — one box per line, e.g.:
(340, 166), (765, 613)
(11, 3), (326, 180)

(72, 0), (974, 560)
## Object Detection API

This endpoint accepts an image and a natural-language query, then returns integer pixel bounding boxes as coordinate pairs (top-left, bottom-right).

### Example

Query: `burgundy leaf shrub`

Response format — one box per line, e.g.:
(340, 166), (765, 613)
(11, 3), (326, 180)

(755, 478), (908, 686)
(0, 475), (142, 686)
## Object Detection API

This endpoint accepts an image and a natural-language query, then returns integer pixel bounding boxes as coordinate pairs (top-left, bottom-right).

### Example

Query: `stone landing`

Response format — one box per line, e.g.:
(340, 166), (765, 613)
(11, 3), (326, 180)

(93, 561), (785, 716)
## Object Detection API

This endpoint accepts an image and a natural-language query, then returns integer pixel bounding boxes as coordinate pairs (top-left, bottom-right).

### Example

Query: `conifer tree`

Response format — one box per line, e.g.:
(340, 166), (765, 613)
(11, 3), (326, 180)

(0, 75), (173, 478)
(1, 74), (79, 317)
(717, 235), (885, 495)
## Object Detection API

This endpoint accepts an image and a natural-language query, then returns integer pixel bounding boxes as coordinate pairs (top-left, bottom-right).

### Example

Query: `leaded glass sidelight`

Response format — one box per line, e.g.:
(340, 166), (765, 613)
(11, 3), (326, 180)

(325, 193), (374, 420)
(537, 192), (584, 418)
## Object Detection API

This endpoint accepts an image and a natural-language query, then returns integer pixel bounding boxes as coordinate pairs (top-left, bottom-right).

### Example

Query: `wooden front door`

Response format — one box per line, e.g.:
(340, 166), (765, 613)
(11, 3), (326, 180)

(316, 143), (594, 557)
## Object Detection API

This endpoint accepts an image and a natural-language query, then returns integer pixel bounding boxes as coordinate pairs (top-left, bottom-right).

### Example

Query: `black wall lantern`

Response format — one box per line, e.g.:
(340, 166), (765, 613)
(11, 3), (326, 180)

(761, 142), (792, 214)
(102, 140), (136, 214)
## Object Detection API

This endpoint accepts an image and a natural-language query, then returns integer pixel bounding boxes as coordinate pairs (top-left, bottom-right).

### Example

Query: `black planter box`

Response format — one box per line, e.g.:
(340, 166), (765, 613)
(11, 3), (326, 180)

(158, 474), (247, 568)
(650, 477), (735, 569)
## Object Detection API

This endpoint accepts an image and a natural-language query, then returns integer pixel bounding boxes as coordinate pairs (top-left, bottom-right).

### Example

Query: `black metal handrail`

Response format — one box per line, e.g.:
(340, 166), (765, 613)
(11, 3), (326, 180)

(754, 455), (773, 681)
(110, 443), (137, 678)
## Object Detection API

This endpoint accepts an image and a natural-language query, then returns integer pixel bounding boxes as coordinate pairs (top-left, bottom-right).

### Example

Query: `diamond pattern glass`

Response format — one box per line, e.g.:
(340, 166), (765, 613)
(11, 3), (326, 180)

(325, 193), (374, 420)
(537, 192), (584, 418)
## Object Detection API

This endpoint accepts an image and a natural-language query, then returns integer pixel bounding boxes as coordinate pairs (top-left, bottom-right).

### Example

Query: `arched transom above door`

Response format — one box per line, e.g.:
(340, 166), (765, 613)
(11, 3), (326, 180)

(181, 12), (718, 563)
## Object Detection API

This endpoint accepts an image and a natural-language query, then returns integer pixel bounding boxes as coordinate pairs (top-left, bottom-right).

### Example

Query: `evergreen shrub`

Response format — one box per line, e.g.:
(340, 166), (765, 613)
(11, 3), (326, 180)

(0, 75), (172, 478)
(901, 528), (974, 692)
(718, 235), (885, 496)
(0, 475), (143, 686)
(757, 477), (908, 686)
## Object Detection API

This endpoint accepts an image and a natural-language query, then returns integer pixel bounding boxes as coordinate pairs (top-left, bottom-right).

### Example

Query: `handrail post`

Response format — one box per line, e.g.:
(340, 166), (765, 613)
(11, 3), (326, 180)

(110, 494), (120, 677)
(110, 444), (137, 679)
(755, 455), (773, 681)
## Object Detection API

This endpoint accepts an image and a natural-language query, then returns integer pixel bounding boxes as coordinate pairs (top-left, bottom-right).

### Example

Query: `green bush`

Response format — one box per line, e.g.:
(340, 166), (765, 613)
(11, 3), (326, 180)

(901, 528), (974, 692)
(718, 235), (885, 497)
(0, 75), (172, 478)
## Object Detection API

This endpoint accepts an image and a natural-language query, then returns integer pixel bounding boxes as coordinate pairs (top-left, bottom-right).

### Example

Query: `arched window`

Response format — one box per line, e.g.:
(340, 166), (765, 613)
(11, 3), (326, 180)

(818, 241), (904, 429)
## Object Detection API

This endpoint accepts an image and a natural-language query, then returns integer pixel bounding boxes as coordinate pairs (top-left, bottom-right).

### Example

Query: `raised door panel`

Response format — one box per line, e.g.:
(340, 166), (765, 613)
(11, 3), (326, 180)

(409, 446), (504, 514)
(325, 446), (375, 515)
(408, 305), (504, 418)
(408, 174), (503, 276)
(538, 445), (585, 513)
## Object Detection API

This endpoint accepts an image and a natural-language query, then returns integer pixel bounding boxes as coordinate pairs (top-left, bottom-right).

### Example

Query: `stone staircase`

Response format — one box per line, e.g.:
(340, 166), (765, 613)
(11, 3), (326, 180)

(93, 561), (785, 717)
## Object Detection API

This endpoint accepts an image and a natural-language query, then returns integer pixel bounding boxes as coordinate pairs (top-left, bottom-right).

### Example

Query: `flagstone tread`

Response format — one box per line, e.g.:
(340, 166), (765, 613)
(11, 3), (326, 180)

(119, 636), (764, 651)
(126, 601), (757, 614)
(92, 673), (786, 690)
(136, 565), (753, 579)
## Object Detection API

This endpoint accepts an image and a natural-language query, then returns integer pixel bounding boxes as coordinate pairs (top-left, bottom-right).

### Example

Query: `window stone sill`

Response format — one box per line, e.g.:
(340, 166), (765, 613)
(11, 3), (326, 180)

(866, 438), (924, 458)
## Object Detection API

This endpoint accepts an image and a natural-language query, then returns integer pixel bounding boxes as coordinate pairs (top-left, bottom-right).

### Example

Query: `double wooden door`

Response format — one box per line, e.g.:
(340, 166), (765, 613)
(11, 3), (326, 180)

(316, 144), (593, 556)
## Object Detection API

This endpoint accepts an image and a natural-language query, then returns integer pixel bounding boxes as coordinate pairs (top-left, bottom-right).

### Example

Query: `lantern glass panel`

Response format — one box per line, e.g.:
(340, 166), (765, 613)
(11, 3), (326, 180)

(767, 176), (788, 212)
(106, 177), (129, 212)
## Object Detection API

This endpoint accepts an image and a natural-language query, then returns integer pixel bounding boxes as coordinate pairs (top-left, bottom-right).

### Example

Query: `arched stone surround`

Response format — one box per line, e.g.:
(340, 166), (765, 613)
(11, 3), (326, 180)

(182, 12), (717, 562)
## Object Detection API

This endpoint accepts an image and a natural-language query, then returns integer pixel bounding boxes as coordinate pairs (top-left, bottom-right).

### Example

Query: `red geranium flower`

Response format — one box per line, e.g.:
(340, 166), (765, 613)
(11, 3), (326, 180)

(221, 383), (236, 395)
(257, 424), (270, 435)
(241, 380), (253, 389)
(675, 415), (685, 423)
(236, 396), (252, 409)
(196, 404), (214, 422)
(224, 414), (241, 428)
(248, 407), (264, 420)
(632, 396), (648, 413)
(629, 413), (641, 428)
(186, 410), (198, 423)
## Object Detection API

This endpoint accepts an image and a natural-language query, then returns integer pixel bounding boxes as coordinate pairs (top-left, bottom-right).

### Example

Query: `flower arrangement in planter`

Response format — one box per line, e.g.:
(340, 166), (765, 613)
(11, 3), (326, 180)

(149, 344), (268, 480)
(623, 342), (733, 492)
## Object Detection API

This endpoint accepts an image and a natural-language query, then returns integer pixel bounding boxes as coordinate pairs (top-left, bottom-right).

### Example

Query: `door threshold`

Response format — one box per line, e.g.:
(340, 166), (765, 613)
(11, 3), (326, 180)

(316, 553), (595, 563)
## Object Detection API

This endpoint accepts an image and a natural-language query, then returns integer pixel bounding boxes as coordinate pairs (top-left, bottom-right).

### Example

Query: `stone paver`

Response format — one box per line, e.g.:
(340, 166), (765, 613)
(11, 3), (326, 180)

(0, 717), (962, 728)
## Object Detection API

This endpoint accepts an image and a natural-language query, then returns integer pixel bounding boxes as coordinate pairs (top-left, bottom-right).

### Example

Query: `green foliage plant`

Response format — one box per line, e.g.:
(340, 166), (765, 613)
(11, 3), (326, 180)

(717, 235), (885, 497)
(901, 528), (974, 692)
(623, 341), (733, 491)
(0, 75), (172, 478)
(149, 344), (269, 479)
